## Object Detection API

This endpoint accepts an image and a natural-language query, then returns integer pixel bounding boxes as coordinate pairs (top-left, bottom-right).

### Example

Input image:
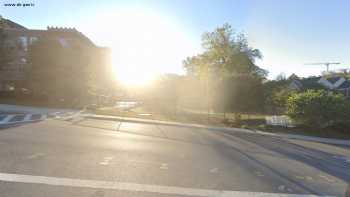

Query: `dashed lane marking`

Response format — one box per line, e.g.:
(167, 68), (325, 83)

(0, 172), (333, 197)
(319, 174), (336, 183)
(26, 153), (45, 159)
(99, 156), (114, 165)
(254, 171), (264, 177)
(160, 163), (168, 170)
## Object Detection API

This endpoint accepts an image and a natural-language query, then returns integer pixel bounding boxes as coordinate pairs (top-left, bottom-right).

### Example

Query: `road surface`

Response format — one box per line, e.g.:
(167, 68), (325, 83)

(0, 118), (349, 196)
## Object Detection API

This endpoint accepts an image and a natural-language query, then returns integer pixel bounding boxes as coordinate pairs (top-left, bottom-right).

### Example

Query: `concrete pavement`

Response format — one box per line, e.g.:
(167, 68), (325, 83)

(0, 118), (348, 196)
(83, 114), (350, 147)
(2, 104), (349, 147)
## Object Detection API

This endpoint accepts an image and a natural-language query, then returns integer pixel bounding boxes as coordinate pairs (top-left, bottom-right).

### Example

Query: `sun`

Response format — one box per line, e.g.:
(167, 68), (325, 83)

(95, 7), (196, 87)
(113, 66), (157, 87)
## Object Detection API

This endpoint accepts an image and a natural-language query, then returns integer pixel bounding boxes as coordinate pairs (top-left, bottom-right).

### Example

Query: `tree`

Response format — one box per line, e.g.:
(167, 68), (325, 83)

(215, 75), (264, 114)
(183, 23), (267, 80)
(275, 73), (286, 81)
(27, 36), (91, 105)
(183, 23), (267, 116)
(149, 74), (182, 115)
(286, 90), (350, 128)
(263, 73), (300, 114)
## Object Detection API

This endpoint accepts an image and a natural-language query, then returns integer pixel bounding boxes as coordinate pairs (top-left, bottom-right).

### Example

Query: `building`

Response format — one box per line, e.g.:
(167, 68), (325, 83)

(0, 18), (111, 92)
(289, 76), (350, 98)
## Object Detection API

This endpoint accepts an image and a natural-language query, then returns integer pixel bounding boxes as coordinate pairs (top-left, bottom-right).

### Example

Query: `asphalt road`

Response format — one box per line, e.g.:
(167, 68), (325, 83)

(0, 118), (349, 196)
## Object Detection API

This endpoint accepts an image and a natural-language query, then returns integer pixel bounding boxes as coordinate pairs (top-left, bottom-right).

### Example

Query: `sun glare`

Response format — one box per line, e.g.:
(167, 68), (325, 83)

(89, 7), (196, 87)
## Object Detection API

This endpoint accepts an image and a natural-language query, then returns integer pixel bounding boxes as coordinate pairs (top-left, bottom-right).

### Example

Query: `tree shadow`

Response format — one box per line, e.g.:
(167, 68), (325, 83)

(231, 132), (350, 182)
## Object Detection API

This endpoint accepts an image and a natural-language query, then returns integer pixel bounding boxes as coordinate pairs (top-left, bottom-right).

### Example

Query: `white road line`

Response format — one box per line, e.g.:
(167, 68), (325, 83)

(0, 172), (331, 197)
(99, 156), (113, 165)
(26, 153), (45, 159)
(160, 163), (168, 170)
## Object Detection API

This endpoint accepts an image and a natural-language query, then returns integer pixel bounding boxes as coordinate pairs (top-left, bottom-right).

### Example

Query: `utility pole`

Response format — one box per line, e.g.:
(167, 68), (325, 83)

(207, 66), (210, 124)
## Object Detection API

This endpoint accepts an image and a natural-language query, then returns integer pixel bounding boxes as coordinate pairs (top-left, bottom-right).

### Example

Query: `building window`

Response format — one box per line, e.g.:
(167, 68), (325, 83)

(59, 37), (68, 47)
(29, 36), (38, 45)
(18, 36), (28, 51)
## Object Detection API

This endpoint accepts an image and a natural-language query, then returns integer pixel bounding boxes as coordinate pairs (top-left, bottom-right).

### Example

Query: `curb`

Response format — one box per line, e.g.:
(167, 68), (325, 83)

(82, 114), (254, 133)
(83, 114), (350, 147)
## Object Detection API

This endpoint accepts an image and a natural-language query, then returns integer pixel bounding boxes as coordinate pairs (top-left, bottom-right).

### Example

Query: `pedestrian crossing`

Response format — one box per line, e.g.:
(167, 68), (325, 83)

(0, 111), (80, 126)
(0, 113), (46, 125)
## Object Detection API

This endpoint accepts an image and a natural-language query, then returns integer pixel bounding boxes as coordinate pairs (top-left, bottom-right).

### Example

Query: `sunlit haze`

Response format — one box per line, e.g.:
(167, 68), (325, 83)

(86, 7), (198, 86)
(2, 0), (350, 80)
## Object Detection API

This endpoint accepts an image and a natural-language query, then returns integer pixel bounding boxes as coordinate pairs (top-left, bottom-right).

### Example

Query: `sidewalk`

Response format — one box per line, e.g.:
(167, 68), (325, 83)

(84, 114), (350, 147)
(1, 104), (349, 147)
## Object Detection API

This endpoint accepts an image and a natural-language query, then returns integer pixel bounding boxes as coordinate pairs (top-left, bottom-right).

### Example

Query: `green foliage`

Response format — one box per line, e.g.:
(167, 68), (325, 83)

(272, 88), (294, 108)
(215, 75), (264, 114)
(263, 73), (303, 114)
(240, 124), (248, 129)
(286, 90), (350, 128)
(148, 74), (182, 115)
(183, 23), (266, 114)
(183, 23), (267, 79)
(257, 124), (266, 130)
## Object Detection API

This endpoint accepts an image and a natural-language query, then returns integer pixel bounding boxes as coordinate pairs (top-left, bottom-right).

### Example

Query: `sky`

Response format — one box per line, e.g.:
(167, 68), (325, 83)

(1, 0), (350, 81)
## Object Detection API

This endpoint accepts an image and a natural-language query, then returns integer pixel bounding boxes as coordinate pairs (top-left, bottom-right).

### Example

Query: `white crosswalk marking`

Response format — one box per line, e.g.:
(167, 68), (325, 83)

(0, 115), (15, 124)
(0, 114), (46, 125)
(23, 114), (32, 121)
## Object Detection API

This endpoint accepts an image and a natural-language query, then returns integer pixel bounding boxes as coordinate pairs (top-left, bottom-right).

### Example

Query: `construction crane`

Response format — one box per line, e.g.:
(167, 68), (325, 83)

(304, 62), (341, 72)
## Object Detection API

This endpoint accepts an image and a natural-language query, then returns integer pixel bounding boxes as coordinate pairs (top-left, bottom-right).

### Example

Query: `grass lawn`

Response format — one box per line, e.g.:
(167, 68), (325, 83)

(95, 105), (267, 127)
(95, 105), (350, 140)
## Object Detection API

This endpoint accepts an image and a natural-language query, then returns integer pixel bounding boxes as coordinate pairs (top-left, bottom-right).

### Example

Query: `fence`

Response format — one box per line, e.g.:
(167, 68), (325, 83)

(265, 115), (295, 127)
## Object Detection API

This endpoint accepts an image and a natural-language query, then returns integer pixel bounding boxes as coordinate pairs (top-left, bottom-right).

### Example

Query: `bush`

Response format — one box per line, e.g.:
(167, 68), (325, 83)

(221, 118), (230, 125)
(257, 124), (266, 130)
(233, 113), (242, 125)
(241, 124), (249, 129)
(286, 90), (350, 128)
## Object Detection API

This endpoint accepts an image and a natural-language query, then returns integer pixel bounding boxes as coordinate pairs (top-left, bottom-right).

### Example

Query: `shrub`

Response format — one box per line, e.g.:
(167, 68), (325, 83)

(257, 124), (266, 130)
(241, 124), (249, 129)
(233, 113), (242, 125)
(286, 90), (350, 128)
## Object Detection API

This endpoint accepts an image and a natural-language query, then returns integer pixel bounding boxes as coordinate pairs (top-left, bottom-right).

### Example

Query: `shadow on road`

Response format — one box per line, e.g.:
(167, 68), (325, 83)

(229, 132), (350, 183)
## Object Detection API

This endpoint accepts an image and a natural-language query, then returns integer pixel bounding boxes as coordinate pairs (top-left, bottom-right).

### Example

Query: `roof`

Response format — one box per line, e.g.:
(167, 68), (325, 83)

(290, 80), (302, 88)
(338, 80), (350, 89)
(326, 76), (342, 84)
(299, 77), (322, 89)
(1, 18), (27, 29)
(289, 77), (324, 90)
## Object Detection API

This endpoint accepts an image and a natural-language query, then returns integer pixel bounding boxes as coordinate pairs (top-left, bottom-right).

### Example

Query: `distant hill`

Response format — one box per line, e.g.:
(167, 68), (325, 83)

(0, 17), (27, 29)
